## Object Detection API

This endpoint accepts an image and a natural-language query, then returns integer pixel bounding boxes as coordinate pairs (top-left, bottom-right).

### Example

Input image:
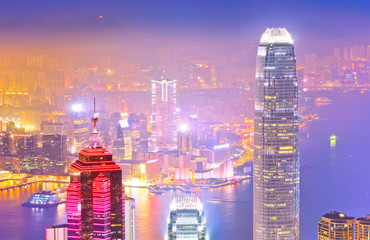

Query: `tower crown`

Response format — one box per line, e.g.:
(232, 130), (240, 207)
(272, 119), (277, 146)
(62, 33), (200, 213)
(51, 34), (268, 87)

(260, 28), (293, 44)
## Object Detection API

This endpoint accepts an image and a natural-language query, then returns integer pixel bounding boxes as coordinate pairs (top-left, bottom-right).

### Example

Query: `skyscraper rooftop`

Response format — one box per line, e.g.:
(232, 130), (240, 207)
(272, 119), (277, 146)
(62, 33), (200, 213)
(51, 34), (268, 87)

(259, 28), (293, 44)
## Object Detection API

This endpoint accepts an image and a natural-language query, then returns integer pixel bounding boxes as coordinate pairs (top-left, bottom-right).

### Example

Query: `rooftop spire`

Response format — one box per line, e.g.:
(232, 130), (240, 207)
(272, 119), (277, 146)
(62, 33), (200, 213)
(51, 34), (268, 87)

(89, 97), (101, 148)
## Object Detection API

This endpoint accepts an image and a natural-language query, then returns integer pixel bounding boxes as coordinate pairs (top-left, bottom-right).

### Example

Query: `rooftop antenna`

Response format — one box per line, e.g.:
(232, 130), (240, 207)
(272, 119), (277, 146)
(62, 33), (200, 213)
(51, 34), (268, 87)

(92, 98), (99, 142)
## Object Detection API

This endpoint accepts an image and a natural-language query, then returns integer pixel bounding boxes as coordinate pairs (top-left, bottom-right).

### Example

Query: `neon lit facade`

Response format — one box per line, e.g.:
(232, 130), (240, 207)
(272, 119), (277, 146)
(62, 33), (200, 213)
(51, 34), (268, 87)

(151, 79), (177, 151)
(253, 28), (300, 240)
(67, 142), (124, 240)
(92, 173), (111, 240)
(67, 180), (81, 239)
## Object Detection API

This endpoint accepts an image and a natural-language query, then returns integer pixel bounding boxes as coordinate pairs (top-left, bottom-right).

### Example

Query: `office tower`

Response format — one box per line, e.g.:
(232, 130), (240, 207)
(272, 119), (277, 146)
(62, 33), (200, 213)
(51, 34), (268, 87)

(151, 79), (177, 151)
(177, 130), (193, 155)
(333, 48), (341, 71)
(12, 133), (37, 173)
(114, 123), (125, 162)
(297, 67), (304, 93)
(318, 211), (355, 240)
(42, 134), (67, 175)
(253, 28), (300, 240)
(41, 122), (68, 136)
(168, 196), (206, 240)
(189, 115), (201, 147)
(128, 113), (147, 152)
(128, 113), (147, 136)
(356, 215), (370, 240)
(67, 110), (124, 240)
(14, 134), (37, 157)
(71, 104), (89, 153)
(46, 71), (65, 109)
(124, 197), (135, 240)
(114, 120), (133, 162)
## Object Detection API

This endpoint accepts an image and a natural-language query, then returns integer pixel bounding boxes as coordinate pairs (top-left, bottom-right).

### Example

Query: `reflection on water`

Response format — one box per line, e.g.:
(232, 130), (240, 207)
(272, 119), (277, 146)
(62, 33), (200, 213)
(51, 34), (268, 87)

(0, 182), (67, 240)
(0, 93), (369, 240)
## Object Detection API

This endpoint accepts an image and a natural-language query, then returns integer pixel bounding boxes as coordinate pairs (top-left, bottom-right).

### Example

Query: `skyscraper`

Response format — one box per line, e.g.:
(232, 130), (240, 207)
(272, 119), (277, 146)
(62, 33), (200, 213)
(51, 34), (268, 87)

(253, 28), (300, 240)
(177, 130), (193, 156)
(128, 113), (147, 152)
(71, 104), (89, 153)
(42, 134), (67, 175)
(67, 108), (124, 240)
(318, 211), (355, 240)
(114, 120), (133, 162)
(151, 79), (177, 151)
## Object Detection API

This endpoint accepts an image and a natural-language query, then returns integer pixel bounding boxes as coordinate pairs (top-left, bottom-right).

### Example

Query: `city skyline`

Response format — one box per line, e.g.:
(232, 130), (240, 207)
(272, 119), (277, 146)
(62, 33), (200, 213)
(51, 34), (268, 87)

(0, 1), (369, 240)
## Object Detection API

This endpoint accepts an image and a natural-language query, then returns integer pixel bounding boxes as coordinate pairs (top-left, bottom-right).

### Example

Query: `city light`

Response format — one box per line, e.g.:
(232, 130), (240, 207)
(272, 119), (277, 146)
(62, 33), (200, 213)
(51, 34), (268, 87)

(119, 119), (129, 128)
(179, 124), (188, 132)
(72, 104), (83, 112)
(0, 2), (368, 240)
(140, 164), (146, 174)
(146, 159), (158, 164)
(213, 144), (230, 150)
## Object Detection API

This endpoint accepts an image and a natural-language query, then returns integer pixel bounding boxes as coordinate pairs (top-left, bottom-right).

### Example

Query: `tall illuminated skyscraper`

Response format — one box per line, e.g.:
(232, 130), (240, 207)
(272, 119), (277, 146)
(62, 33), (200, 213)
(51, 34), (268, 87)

(253, 28), (300, 240)
(151, 79), (177, 151)
(67, 106), (124, 240)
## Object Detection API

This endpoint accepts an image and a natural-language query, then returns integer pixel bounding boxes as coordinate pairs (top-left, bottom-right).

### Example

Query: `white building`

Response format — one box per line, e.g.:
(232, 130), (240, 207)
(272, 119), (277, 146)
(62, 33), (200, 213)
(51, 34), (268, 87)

(125, 197), (135, 240)
(45, 224), (67, 240)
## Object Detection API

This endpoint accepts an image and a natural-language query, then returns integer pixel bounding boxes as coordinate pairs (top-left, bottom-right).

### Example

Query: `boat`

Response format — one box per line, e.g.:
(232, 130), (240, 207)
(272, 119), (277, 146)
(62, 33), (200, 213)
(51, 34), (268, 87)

(330, 135), (337, 147)
(148, 185), (165, 195)
(22, 186), (67, 208)
(315, 97), (332, 105)
(178, 185), (193, 194)
(22, 191), (59, 207)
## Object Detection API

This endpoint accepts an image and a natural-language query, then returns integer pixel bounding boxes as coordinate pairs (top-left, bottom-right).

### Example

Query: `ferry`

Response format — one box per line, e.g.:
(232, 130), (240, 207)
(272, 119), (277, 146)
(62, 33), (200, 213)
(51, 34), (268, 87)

(22, 191), (59, 207)
(315, 97), (333, 105)
(22, 186), (67, 208)
(178, 185), (193, 194)
(148, 185), (165, 195)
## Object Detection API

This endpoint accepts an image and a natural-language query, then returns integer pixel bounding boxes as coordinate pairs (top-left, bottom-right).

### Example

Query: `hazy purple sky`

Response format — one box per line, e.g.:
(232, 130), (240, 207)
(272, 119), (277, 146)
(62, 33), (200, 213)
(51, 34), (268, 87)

(0, 0), (369, 57)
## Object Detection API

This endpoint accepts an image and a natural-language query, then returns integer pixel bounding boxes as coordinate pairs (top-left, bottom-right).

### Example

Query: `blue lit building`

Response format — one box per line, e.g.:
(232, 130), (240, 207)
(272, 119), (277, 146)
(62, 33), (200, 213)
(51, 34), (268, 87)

(168, 196), (206, 240)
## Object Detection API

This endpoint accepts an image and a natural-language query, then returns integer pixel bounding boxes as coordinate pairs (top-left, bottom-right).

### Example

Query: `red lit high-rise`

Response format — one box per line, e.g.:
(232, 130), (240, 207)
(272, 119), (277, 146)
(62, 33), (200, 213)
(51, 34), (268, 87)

(67, 101), (125, 240)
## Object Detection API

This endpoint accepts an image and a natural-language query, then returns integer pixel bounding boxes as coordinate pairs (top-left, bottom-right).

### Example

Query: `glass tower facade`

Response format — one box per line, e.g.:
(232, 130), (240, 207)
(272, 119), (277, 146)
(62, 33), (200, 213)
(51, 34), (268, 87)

(253, 28), (300, 240)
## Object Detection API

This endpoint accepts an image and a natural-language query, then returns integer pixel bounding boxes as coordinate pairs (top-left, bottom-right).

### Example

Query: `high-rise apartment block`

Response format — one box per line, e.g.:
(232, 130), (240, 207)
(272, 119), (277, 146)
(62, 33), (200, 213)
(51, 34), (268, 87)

(355, 215), (370, 240)
(151, 79), (177, 151)
(318, 211), (355, 240)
